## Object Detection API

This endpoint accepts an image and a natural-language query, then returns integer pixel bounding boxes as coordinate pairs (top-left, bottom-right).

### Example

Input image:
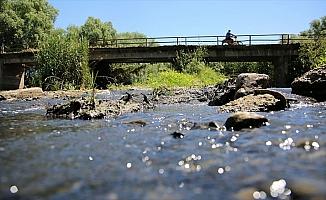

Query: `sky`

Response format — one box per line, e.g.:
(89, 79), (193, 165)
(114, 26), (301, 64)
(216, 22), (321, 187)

(49, 0), (326, 37)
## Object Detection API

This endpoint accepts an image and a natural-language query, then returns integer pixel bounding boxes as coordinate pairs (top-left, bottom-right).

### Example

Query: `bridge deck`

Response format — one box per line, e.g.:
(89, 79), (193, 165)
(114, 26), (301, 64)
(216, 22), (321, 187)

(0, 44), (299, 64)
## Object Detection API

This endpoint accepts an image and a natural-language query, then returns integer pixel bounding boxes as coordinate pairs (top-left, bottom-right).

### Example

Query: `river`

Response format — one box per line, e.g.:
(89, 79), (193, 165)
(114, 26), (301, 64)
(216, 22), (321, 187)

(0, 89), (325, 200)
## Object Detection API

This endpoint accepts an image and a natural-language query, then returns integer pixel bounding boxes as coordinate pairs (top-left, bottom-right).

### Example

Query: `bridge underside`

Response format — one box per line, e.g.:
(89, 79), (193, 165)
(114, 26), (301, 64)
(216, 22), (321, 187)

(90, 44), (299, 87)
(0, 44), (299, 90)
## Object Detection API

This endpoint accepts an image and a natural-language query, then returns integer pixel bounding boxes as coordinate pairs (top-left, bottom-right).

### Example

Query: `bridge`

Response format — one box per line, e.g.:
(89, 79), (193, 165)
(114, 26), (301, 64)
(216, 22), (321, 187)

(0, 34), (302, 90)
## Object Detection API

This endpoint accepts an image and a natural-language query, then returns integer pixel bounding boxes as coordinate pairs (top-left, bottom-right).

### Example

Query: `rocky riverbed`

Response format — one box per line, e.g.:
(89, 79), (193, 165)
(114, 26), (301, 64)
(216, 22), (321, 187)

(0, 70), (325, 199)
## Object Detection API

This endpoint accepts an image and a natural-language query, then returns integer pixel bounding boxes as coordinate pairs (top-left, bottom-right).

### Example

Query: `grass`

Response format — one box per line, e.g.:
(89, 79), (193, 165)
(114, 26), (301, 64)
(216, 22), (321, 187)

(133, 67), (226, 89)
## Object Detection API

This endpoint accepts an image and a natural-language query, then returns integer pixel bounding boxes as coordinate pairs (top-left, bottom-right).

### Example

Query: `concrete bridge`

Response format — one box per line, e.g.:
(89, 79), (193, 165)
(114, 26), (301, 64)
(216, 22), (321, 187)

(0, 34), (300, 90)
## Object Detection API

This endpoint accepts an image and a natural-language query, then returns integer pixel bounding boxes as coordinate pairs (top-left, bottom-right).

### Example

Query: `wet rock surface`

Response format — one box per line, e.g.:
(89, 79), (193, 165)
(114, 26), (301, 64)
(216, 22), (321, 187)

(0, 95), (6, 101)
(0, 87), (44, 100)
(208, 73), (284, 112)
(46, 93), (155, 119)
(291, 66), (326, 101)
(219, 93), (285, 113)
(224, 112), (268, 131)
(235, 73), (270, 90)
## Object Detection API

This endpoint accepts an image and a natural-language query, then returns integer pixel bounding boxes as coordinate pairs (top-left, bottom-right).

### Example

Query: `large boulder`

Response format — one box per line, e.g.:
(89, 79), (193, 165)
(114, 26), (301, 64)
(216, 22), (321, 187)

(208, 73), (271, 106)
(234, 73), (270, 99)
(236, 73), (270, 90)
(219, 89), (288, 113)
(208, 86), (236, 106)
(224, 112), (268, 131)
(291, 66), (326, 101)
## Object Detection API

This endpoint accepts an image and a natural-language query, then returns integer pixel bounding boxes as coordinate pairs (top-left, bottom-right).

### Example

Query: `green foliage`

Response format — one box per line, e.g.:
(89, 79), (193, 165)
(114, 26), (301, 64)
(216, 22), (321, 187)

(35, 31), (91, 90)
(116, 32), (156, 47)
(215, 62), (273, 77)
(80, 17), (117, 47)
(174, 46), (207, 74)
(0, 0), (58, 50)
(299, 16), (326, 68)
(300, 16), (326, 36)
(139, 68), (225, 89)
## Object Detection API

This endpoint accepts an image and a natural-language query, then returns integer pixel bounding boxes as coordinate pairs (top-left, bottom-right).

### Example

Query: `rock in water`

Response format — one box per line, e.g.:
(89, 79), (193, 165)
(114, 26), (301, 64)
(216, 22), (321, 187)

(219, 94), (284, 113)
(224, 112), (268, 131)
(0, 95), (6, 101)
(208, 73), (270, 106)
(236, 73), (270, 90)
(291, 66), (326, 101)
(170, 132), (184, 139)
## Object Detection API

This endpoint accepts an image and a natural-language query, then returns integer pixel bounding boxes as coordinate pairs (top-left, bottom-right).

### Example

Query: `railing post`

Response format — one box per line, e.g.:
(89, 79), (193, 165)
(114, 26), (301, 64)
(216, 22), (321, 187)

(185, 37), (187, 46)
(287, 34), (290, 44)
(217, 36), (219, 45)
(115, 39), (118, 47)
(281, 34), (284, 45)
(0, 43), (4, 53)
(177, 37), (179, 45)
(145, 38), (148, 47)
(249, 35), (252, 46)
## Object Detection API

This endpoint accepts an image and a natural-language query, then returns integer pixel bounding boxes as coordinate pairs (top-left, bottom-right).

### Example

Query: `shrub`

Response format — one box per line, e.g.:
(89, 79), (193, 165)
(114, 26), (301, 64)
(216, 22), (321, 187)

(35, 31), (91, 90)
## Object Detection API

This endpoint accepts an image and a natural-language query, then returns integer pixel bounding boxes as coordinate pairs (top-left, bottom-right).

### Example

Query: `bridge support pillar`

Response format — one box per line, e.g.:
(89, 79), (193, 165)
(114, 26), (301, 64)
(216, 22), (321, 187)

(272, 56), (290, 87)
(0, 62), (25, 90)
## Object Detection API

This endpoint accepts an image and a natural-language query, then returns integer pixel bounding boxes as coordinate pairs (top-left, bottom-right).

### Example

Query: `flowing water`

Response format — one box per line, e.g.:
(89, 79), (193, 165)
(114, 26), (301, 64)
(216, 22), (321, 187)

(0, 89), (325, 200)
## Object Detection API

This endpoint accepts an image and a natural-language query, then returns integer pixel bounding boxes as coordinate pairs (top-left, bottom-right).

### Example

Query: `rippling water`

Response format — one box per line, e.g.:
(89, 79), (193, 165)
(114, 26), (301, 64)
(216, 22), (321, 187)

(0, 89), (325, 200)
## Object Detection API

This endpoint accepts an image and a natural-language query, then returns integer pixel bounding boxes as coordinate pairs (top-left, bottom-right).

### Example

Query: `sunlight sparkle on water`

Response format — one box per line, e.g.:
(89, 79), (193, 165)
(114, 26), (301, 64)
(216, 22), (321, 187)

(126, 162), (132, 168)
(279, 138), (294, 150)
(217, 168), (224, 174)
(253, 191), (267, 199)
(285, 125), (291, 129)
(269, 179), (291, 198)
(10, 186), (18, 193)
(158, 169), (165, 174)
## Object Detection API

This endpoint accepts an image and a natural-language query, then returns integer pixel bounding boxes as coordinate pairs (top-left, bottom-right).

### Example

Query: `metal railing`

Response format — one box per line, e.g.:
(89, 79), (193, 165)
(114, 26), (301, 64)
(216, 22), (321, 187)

(1, 33), (325, 52)
(91, 33), (325, 48)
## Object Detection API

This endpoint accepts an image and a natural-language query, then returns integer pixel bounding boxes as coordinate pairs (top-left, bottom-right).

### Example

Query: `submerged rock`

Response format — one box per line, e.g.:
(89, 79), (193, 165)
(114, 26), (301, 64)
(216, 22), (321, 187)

(170, 132), (184, 139)
(291, 66), (326, 101)
(123, 120), (147, 126)
(191, 121), (221, 130)
(224, 112), (268, 131)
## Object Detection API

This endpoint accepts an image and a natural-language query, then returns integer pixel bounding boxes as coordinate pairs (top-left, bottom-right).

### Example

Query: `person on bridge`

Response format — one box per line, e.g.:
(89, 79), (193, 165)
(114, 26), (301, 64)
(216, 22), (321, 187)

(225, 30), (235, 43)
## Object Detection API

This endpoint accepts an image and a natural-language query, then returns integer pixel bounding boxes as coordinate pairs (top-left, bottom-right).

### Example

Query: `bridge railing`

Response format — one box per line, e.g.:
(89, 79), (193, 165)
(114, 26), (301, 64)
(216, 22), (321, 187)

(1, 34), (325, 52)
(93, 33), (323, 48)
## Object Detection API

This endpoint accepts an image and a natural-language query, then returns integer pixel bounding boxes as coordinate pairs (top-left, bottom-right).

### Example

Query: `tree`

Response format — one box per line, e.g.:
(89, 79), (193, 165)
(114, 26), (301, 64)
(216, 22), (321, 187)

(80, 17), (117, 47)
(0, 0), (58, 50)
(117, 32), (156, 47)
(300, 16), (326, 36)
(299, 16), (326, 68)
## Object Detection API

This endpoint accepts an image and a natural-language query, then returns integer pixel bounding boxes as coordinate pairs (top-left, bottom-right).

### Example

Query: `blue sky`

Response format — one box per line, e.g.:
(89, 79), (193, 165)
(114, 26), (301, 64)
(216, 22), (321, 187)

(49, 0), (326, 37)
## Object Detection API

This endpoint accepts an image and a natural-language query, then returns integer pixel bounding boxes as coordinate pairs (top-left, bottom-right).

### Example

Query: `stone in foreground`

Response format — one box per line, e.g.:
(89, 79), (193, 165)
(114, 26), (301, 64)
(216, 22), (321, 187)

(224, 112), (268, 131)
(291, 66), (326, 101)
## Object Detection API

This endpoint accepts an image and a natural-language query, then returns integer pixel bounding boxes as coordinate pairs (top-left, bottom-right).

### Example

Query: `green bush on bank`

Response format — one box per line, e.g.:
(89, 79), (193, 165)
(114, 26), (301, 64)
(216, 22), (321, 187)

(34, 31), (92, 90)
(136, 68), (225, 88)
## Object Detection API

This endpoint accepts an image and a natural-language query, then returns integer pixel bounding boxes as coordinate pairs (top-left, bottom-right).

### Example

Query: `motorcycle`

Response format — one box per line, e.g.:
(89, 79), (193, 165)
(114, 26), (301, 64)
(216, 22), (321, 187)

(222, 36), (243, 45)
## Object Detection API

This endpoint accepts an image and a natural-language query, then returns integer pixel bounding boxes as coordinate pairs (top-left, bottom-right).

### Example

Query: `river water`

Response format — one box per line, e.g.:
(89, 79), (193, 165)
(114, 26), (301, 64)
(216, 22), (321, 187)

(0, 89), (325, 200)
